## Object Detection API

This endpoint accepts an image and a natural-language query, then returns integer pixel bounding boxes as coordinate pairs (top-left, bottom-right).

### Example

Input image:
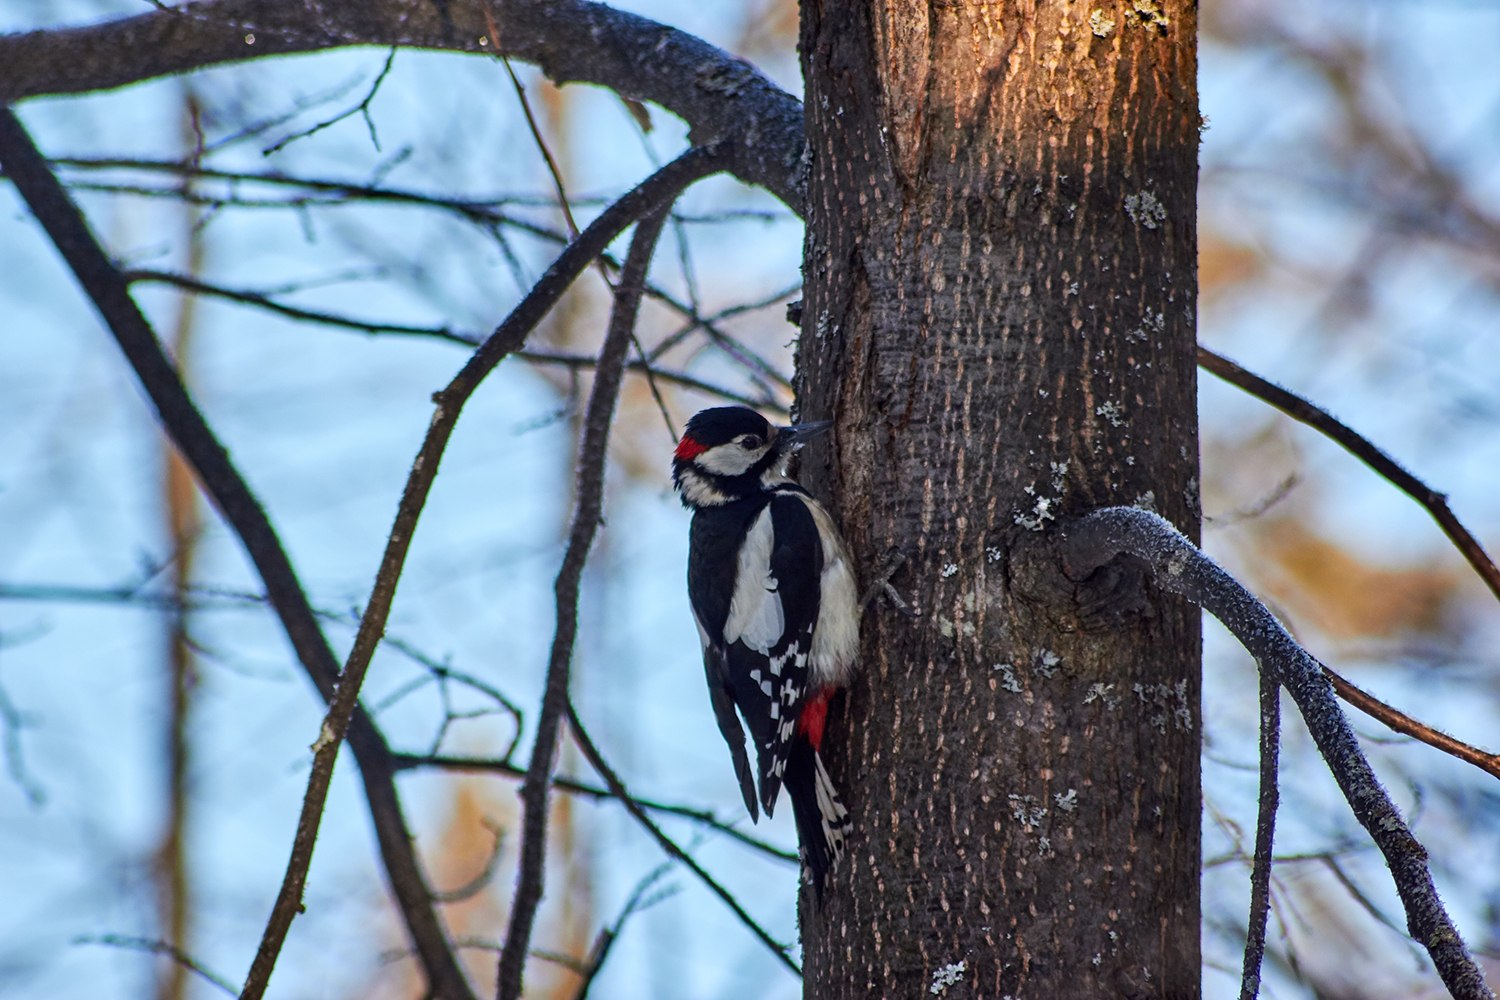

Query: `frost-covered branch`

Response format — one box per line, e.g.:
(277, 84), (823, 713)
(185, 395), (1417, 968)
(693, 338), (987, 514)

(1239, 673), (1279, 1000)
(1062, 506), (1493, 1000)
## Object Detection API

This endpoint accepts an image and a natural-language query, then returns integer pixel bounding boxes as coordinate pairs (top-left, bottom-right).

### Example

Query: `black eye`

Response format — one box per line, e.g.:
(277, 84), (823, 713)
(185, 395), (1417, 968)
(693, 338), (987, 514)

(740, 435), (764, 450)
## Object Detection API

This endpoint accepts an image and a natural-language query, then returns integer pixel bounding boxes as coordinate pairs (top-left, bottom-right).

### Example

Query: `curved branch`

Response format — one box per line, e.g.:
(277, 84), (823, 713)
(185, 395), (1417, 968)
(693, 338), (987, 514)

(1063, 506), (1493, 1000)
(0, 0), (805, 208)
(1198, 346), (1500, 605)
(0, 106), (476, 1000)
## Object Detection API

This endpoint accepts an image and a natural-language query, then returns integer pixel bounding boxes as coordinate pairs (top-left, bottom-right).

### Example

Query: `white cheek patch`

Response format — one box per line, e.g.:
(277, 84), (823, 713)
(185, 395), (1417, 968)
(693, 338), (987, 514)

(723, 505), (785, 653)
(695, 442), (769, 477)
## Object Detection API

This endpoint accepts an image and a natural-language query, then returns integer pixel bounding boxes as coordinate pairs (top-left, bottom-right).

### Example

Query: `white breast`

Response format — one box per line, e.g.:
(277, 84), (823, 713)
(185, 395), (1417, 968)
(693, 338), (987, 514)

(802, 496), (861, 687)
(723, 505), (785, 653)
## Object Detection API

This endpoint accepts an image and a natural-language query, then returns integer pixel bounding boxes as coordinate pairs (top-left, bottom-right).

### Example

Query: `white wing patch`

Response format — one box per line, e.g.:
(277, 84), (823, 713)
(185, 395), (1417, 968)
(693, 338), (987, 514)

(723, 505), (785, 654)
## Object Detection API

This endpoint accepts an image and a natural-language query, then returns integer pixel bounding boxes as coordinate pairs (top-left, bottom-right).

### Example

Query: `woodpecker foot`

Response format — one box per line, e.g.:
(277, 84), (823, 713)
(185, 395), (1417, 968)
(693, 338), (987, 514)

(862, 549), (918, 617)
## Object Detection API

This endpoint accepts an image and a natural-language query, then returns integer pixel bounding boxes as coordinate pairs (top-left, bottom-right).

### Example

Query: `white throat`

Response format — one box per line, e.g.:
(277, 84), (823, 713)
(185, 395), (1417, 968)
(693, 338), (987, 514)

(676, 466), (731, 507)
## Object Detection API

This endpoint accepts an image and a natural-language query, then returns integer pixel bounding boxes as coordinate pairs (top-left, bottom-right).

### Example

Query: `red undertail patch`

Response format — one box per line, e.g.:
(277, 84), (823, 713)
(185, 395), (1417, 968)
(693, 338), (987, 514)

(797, 688), (832, 751)
(674, 435), (707, 461)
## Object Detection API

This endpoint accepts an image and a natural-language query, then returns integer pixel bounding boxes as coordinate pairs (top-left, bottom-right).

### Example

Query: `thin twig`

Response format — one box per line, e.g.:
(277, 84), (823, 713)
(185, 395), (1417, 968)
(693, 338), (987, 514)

(124, 268), (478, 344)
(75, 934), (236, 997)
(1198, 346), (1500, 604)
(566, 701), (801, 977)
(389, 752), (797, 863)
(572, 863), (675, 1000)
(491, 34), (680, 439)
(1064, 506), (1493, 1000)
(122, 268), (776, 408)
(1239, 673), (1280, 1000)
(495, 204), (673, 999)
(0, 667), (45, 805)
(431, 818), (507, 904)
(1320, 665), (1500, 782)
(262, 47), (396, 155)
(496, 48), (580, 241)
(51, 156), (791, 223)
(0, 105), (476, 1000)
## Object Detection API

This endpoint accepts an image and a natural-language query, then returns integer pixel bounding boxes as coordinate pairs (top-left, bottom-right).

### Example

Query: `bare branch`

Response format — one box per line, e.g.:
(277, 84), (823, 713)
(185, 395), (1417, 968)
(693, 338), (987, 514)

(0, 664), (45, 805)
(0, 0), (805, 208)
(1063, 506), (1493, 1000)
(1239, 673), (1280, 1000)
(389, 752), (797, 863)
(495, 200), (673, 1000)
(0, 104), (476, 1000)
(431, 818), (507, 904)
(1320, 664), (1500, 783)
(565, 702), (801, 977)
(1198, 346), (1500, 605)
(120, 269), (781, 409)
(262, 46), (396, 155)
(497, 44), (580, 241)
(75, 934), (236, 997)
(571, 864), (675, 1000)
(239, 144), (724, 1000)
(124, 268), (479, 344)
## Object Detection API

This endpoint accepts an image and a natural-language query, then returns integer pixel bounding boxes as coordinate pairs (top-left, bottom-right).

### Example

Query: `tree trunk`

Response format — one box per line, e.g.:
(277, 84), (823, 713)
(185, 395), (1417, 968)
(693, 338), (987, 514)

(795, 2), (1201, 997)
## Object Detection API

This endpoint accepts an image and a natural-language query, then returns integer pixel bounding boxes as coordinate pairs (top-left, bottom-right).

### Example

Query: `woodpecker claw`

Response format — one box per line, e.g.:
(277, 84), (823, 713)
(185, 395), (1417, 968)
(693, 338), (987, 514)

(862, 549), (918, 617)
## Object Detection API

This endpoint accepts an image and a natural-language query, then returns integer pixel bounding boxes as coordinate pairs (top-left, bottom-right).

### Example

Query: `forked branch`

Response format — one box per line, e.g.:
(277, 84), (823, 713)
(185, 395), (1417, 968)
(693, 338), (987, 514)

(0, 105), (475, 1000)
(495, 203), (672, 1000)
(1063, 506), (1493, 1000)
(565, 702), (801, 977)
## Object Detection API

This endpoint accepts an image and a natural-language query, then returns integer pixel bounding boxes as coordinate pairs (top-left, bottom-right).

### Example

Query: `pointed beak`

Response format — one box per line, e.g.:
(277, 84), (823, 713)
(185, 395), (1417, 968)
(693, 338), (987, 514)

(777, 419), (833, 450)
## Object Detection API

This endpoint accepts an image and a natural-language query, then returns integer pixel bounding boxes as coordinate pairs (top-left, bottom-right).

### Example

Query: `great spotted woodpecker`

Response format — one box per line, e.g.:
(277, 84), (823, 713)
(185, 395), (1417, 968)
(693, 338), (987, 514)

(672, 406), (860, 896)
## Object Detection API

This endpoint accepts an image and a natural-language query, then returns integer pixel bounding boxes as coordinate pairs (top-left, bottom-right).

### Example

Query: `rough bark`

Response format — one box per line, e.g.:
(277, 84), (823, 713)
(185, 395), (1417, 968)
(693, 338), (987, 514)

(795, 2), (1201, 997)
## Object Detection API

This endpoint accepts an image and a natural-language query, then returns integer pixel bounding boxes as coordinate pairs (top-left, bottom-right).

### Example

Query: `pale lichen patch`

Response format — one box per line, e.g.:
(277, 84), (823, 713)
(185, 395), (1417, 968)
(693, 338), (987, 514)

(929, 960), (967, 995)
(1124, 190), (1167, 230)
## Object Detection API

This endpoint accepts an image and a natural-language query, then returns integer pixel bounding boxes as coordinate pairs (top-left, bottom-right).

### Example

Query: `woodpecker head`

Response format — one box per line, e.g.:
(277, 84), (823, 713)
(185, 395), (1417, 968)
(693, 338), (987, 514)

(672, 406), (830, 508)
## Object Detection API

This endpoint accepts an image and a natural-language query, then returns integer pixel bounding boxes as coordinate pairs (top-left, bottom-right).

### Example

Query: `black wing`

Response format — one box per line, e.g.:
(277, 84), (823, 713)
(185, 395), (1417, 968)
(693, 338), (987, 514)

(701, 640), (760, 821)
(687, 498), (767, 820)
(725, 492), (824, 817)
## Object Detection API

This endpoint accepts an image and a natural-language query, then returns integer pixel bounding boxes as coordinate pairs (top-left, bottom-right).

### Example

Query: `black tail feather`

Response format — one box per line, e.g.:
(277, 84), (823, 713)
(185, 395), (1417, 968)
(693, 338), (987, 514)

(783, 739), (850, 902)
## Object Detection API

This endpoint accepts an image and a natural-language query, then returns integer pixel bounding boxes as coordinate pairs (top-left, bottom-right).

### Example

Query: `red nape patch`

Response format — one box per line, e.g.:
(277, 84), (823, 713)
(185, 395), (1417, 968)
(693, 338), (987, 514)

(796, 689), (832, 750)
(674, 435), (707, 461)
